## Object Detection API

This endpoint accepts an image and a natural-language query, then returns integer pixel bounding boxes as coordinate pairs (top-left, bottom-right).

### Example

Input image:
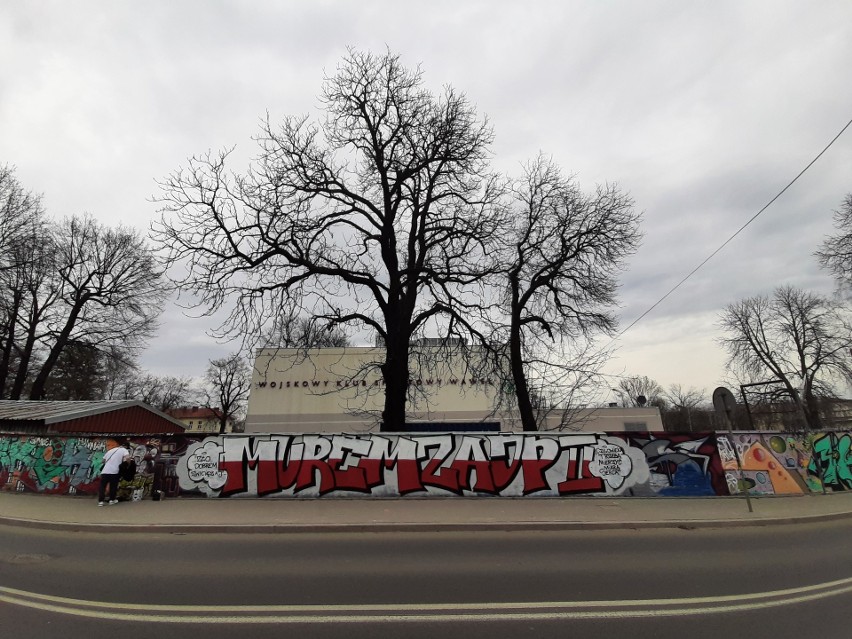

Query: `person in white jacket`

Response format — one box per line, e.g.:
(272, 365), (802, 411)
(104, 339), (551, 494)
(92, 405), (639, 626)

(98, 440), (130, 506)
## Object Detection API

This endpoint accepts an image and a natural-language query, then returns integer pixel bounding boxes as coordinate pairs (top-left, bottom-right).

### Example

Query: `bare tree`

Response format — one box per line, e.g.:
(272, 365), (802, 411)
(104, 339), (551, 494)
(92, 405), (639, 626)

(615, 375), (665, 407)
(263, 313), (350, 349)
(29, 215), (166, 399)
(41, 340), (104, 400)
(816, 193), (852, 293)
(488, 154), (641, 431)
(661, 384), (706, 431)
(153, 49), (503, 431)
(718, 285), (852, 430)
(204, 353), (251, 434)
(100, 346), (143, 401)
(0, 217), (60, 398)
(663, 383), (705, 411)
(0, 167), (55, 397)
(0, 169), (166, 401)
(0, 165), (43, 270)
(128, 374), (198, 412)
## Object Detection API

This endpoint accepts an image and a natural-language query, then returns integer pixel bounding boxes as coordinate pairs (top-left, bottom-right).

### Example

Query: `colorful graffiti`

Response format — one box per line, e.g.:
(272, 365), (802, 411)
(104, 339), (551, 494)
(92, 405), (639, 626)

(0, 436), (105, 494)
(808, 432), (852, 491)
(0, 431), (726, 498)
(6, 430), (848, 499)
(171, 432), (725, 498)
(0, 431), (745, 498)
(718, 431), (852, 495)
(0, 435), (171, 499)
(624, 434), (722, 496)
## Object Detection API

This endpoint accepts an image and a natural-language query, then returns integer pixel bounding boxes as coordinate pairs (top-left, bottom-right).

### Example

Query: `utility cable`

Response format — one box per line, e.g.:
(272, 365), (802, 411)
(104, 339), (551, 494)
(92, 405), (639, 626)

(616, 115), (852, 340)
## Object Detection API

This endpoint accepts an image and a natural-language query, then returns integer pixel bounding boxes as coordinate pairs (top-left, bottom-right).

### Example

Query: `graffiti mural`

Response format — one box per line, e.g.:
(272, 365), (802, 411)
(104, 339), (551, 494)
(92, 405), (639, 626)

(718, 431), (852, 495)
(0, 435), (178, 499)
(0, 436), (106, 494)
(623, 434), (725, 496)
(170, 432), (726, 498)
(808, 432), (852, 491)
(0, 431), (727, 498)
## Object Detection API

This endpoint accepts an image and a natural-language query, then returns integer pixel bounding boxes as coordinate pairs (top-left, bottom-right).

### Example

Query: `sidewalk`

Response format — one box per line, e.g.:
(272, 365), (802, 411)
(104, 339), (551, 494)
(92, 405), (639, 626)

(2, 491), (852, 534)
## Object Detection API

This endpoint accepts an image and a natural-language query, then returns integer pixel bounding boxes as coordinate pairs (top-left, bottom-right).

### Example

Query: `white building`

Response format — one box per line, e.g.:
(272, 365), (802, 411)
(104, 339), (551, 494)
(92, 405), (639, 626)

(245, 346), (662, 433)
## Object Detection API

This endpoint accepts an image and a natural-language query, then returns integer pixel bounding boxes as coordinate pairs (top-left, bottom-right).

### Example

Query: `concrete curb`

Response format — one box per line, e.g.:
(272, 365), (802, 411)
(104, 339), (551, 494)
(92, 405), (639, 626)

(2, 508), (851, 535)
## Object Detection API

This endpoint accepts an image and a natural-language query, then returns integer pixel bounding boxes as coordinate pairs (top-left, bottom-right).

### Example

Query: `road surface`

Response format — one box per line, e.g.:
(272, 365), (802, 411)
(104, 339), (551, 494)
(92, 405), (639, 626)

(1, 519), (849, 638)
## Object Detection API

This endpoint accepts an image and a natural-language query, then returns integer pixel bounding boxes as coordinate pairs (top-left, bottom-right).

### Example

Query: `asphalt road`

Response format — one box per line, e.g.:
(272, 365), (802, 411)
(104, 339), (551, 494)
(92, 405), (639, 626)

(1, 520), (850, 639)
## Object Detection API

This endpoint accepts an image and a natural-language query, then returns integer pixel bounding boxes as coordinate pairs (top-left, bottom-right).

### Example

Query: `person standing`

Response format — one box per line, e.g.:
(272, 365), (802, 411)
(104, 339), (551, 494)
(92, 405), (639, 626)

(98, 440), (130, 506)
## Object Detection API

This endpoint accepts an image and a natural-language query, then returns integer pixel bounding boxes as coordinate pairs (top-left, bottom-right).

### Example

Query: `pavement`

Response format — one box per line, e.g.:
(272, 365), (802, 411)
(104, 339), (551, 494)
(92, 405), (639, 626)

(2, 491), (852, 534)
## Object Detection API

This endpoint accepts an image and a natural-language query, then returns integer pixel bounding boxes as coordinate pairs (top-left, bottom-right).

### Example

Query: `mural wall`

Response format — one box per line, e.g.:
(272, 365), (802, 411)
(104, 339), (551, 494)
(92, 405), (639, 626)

(0, 432), (726, 498)
(0, 435), (187, 501)
(717, 431), (852, 495)
(4, 430), (845, 499)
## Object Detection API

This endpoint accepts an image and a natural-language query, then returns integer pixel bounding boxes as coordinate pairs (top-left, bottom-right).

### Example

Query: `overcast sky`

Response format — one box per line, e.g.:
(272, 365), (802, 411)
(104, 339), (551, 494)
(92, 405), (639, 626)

(2, 1), (851, 402)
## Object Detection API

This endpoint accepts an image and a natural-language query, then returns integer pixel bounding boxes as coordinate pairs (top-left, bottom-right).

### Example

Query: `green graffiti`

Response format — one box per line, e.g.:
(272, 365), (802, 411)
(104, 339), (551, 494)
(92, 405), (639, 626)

(0, 436), (108, 492)
(808, 433), (852, 490)
(0, 438), (38, 470)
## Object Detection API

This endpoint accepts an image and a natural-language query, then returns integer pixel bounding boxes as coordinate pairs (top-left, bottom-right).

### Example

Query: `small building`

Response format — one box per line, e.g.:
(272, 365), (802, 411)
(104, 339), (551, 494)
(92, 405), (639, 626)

(0, 400), (186, 436)
(166, 406), (233, 434)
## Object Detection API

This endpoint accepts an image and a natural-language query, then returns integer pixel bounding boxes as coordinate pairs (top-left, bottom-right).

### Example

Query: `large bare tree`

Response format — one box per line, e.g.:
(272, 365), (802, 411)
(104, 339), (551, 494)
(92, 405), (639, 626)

(490, 154), (640, 430)
(0, 216), (61, 398)
(719, 285), (852, 430)
(1, 169), (166, 401)
(28, 215), (166, 399)
(0, 167), (53, 397)
(153, 49), (503, 431)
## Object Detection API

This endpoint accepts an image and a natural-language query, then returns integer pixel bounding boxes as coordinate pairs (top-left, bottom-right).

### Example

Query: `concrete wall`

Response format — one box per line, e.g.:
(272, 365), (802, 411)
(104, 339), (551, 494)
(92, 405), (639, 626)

(3, 430), (846, 499)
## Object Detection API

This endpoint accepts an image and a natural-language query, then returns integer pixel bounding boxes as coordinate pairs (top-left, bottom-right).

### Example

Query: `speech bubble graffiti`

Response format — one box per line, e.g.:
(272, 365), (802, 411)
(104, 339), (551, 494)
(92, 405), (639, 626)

(589, 441), (632, 490)
(177, 440), (228, 495)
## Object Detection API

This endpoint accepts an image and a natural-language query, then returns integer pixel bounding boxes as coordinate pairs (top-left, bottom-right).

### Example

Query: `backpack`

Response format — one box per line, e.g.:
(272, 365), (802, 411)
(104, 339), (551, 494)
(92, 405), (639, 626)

(119, 459), (137, 482)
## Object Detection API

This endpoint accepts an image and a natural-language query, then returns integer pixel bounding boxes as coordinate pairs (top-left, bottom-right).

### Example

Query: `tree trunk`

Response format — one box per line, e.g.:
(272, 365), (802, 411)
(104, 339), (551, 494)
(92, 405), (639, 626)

(381, 358), (409, 432)
(29, 303), (82, 400)
(0, 295), (21, 396)
(381, 330), (410, 432)
(509, 318), (537, 432)
(218, 403), (229, 434)
(10, 323), (38, 400)
(802, 390), (823, 431)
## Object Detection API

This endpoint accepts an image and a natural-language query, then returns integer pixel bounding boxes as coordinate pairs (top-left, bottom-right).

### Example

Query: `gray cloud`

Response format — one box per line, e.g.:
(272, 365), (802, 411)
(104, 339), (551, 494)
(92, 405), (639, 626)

(1, 1), (850, 393)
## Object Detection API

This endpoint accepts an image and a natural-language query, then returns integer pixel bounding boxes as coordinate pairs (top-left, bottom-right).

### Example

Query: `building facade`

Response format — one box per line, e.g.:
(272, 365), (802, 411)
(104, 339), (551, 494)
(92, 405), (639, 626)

(166, 406), (233, 434)
(246, 347), (662, 433)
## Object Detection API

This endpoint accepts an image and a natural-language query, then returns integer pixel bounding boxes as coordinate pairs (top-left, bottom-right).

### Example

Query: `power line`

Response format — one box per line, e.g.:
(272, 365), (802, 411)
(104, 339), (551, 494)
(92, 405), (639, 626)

(616, 116), (852, 340)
